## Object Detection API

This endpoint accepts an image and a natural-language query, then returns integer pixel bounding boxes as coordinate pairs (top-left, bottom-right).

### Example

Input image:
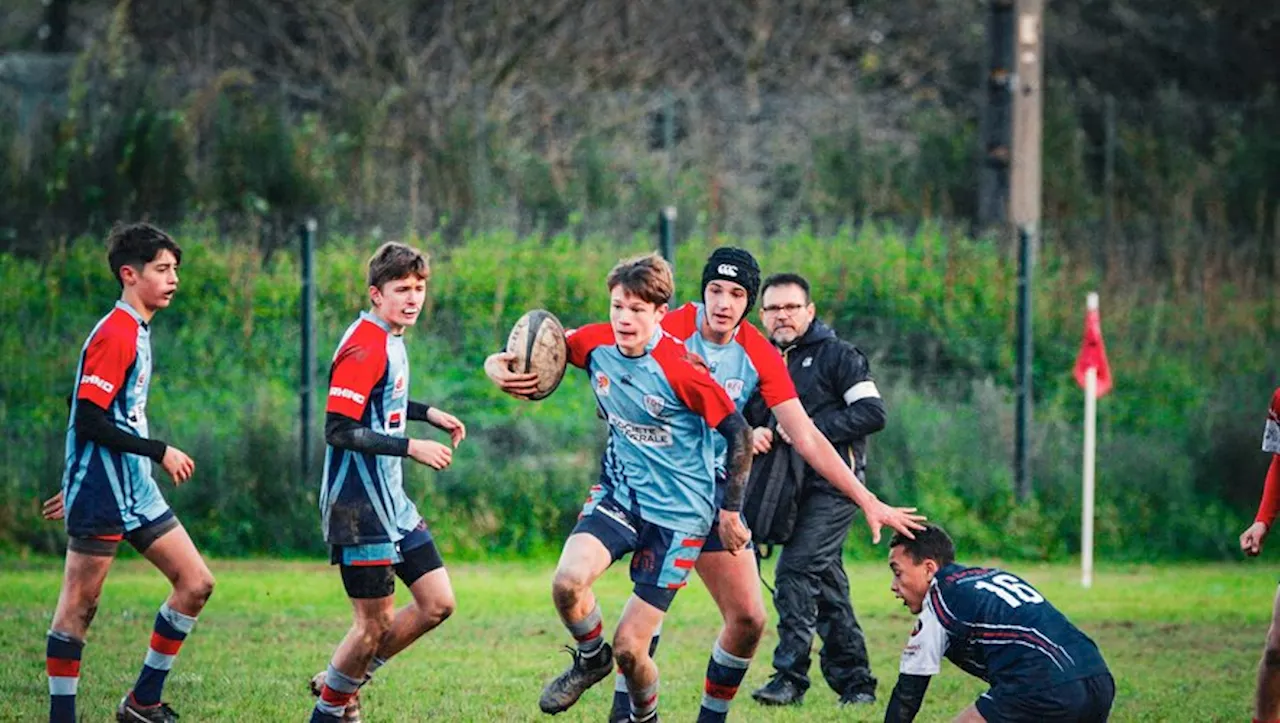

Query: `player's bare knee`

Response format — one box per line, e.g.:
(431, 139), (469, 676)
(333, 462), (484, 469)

(1263, 638), (1280, 669)
(420, 593), (456, 628)
(360, 610), (395, 643)
(614, 645), (641, 677)
(728, 608), (766, 650)
(176, 571), (215, 611)
(551, 569), (588, 609)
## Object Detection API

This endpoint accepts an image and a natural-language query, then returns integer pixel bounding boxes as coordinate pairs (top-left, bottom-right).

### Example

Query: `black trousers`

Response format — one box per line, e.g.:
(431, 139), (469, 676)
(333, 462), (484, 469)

(769, 488), (876, 696)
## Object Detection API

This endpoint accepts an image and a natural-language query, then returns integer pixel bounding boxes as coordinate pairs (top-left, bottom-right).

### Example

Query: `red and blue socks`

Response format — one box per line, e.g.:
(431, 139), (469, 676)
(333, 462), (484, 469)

(46, 630), (84, 723)
(131, 602), (197, 707)
(613, 623), (662, 717)
(311, 664), (363, 723)
(696, 641), (752, 723)
(627, 676), (659, 722)
(568, 604), (605, 659)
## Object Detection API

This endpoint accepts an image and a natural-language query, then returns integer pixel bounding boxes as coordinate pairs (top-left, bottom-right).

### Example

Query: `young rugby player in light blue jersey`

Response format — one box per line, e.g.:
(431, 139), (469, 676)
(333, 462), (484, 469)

(308, 242), (466, 723)
(488, 253), (751, 723)
(41, 223), (213, 723)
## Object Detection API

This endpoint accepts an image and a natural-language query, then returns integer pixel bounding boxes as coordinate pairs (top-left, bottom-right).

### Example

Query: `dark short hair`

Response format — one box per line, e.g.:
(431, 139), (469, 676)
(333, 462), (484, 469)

(107, 222), (182, 286)
(761, 272), (811, 303)
(606, 252), (674, 306)
(890, 524), (956, 566)
(367, 242), (430, 289)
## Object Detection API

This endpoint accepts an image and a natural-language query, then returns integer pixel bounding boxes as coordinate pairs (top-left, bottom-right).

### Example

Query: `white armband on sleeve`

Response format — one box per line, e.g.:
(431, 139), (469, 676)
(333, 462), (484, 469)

(1264, 418), (1280, 454)
(843, 380), (880, 406)
(899, 601), (948, 676)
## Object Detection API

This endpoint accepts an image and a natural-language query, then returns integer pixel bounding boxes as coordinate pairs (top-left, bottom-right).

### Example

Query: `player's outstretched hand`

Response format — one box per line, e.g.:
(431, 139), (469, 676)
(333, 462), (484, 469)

(409, 439), (453, 470)
(751, 427), (774, 455)
(862, 497), (926, 544)
(1241, 521), (1269, 557)
(717, 510), (752, 554)
(161, 446), (195, 485)
(42, 491), (65, 521)
(427, 408), (467, 447)
(483, 352), (540, 399)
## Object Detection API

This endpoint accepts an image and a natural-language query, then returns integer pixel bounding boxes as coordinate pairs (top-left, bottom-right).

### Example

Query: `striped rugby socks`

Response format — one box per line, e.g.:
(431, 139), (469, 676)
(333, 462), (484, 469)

(131, 602), (197, 707)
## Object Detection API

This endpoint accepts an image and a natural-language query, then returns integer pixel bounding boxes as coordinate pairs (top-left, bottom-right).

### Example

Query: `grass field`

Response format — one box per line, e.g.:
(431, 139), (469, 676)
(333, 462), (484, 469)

(1, 555), (1274, 721)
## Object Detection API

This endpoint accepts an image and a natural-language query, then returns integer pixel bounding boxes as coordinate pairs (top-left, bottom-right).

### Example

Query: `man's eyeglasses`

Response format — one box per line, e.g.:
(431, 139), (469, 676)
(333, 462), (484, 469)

(761, 303), (808, 316)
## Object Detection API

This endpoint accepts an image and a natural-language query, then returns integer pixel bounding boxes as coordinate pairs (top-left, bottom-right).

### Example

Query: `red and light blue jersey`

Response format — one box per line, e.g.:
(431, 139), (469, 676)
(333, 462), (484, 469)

(568, 323), (737, 535)
(61, 301), (169, 536)
(1263, 388), (1280, 454)
(899, 563), (1110, 692)
(661, 302), (796, 472)
(320, 311), (422, 545)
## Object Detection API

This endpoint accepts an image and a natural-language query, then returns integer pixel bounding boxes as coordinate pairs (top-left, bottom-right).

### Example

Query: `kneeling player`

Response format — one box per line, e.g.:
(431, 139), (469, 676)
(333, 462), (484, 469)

(1238, 387), (1280, 723)
(885, 524), (1113, 722)
(309, 243), (467, 723)
(496, 253), (752, 723)
(43, 223), (213, 723)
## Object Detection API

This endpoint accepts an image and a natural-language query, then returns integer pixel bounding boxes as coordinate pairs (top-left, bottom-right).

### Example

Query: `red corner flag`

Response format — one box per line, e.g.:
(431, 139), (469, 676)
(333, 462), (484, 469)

(1073, 294), (1113, 397)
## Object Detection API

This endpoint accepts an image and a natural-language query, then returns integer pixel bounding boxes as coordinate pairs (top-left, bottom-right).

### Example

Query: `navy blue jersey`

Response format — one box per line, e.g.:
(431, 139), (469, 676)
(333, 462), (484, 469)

(899, 563), (1109, 692)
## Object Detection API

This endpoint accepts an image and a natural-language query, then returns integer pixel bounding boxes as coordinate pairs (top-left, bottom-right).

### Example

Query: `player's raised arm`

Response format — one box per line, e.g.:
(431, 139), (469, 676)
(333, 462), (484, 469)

(773, 399), (923, 543)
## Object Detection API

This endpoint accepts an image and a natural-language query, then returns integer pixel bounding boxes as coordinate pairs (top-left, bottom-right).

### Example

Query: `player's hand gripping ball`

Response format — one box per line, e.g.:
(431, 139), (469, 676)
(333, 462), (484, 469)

(504, 309), (567, 400)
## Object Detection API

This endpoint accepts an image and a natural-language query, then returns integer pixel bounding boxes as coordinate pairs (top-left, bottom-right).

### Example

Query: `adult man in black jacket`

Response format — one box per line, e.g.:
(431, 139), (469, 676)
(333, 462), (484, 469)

(746, 272), (888, 708)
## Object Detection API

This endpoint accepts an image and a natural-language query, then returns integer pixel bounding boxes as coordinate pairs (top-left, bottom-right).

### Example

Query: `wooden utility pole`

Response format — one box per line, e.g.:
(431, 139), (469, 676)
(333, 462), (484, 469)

(978, 0), (1015, 231)
(1011, 0), (1043, 502)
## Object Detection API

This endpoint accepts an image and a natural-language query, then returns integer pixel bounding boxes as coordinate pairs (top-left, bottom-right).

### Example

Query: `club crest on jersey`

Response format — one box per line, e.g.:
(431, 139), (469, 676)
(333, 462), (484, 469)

(595, 372), (611, 396)
(392, 372), (407, 399)
(643, 394), (667, 418)
(723, 378), (745, 399)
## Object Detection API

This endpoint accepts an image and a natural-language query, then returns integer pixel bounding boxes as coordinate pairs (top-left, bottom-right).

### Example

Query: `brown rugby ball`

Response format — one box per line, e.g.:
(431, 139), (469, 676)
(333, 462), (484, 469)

(504, 309), (568, 400)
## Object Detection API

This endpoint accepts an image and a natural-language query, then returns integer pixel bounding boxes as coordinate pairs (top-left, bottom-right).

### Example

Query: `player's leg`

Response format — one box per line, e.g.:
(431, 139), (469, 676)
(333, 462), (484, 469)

(615, 524), (704, 723)
(1255, 583), (1280, 721)
(691, 546), (766, 723)
(115, 517), (213, 719)
(539, 530), (619, 713)
(371, 540), (454, 668)
(614, 595), (667, 723)
(312, 566), (397, 723)
(48, 541), (116, 723)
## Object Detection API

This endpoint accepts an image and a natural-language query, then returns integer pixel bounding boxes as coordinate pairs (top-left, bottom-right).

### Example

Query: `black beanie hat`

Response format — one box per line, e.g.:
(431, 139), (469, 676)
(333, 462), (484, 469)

(701, 247), (761, 321)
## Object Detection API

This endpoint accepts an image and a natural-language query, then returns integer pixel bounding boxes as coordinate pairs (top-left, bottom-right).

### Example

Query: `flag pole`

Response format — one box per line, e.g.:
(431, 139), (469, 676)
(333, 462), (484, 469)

(1081, 292), (1098, 588)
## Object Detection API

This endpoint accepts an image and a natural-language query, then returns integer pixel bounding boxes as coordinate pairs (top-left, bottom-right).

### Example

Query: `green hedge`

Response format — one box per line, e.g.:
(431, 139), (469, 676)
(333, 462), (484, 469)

(1, 225), (1272, 560)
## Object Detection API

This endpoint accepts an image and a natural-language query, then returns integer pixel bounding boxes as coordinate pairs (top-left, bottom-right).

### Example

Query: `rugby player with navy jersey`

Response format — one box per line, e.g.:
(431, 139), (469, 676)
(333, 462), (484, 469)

(885, 524), (1113, 722)
(308, 243), (465, 723)
(1238, 387), (1280, 723)
(487, 253), (751, 723)
(40, 223), (214, 723)
(488, 248), (924, 722)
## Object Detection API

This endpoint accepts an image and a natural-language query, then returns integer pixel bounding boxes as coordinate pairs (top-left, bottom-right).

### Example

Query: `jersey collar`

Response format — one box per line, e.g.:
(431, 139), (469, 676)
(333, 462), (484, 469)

(361, 310), (393, 333)
(115, 300), (148, 329)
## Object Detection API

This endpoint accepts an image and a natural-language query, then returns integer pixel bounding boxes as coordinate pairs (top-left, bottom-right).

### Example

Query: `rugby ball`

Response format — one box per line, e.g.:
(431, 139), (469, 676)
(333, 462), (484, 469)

(504, 310), (568, 400)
